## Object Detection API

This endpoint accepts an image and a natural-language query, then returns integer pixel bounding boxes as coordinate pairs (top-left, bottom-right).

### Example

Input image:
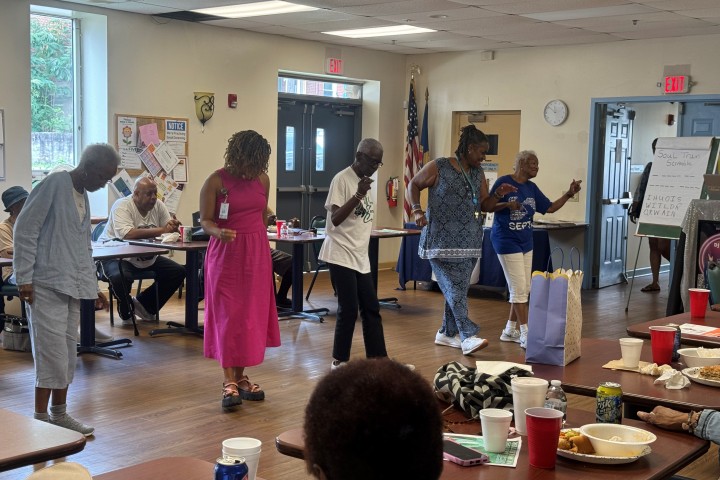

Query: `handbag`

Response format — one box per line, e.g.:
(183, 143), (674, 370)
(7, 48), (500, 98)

(2, 314), (31, 352)
(525, 247), (583, 366)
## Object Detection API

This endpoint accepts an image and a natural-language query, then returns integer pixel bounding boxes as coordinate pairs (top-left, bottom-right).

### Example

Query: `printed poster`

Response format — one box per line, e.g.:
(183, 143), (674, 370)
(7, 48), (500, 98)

(117, 116), (137, 147)
(110, 169), (133, 198)
(165, 119), (187, 143)
(153, 141), (180, 173)
(118, 146), (142, 170)
(139, 144), (163, 176)
(171, 156), (188, 183)
(138, 123), (161, 147)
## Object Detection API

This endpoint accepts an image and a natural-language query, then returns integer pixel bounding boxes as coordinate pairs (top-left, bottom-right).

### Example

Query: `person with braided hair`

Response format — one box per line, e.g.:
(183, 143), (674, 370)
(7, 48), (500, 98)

(407, 125), (518, 355)
(200, 130), (280, 410)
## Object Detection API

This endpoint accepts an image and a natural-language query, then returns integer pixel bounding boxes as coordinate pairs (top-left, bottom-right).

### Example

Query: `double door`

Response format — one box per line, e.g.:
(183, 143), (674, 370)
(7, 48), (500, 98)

(276, 99), (360, 269)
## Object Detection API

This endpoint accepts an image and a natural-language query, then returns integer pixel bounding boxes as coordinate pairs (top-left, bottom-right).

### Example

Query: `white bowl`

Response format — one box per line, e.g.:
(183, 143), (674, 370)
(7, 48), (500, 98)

(579, 424), (656, 457)
(678, 348), (720, 368)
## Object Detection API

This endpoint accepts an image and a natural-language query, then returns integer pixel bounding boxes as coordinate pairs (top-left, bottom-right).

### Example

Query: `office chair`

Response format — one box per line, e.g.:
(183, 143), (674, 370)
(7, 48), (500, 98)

(0, 283), (27, 318)
(306, 215), (334, 300)
(177, 211), (205, 301)
(93, 220), (159, 327)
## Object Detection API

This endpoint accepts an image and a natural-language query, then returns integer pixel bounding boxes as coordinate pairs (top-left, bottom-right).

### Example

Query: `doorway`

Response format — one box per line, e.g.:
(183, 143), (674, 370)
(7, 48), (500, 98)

(276, 97), (361, 269)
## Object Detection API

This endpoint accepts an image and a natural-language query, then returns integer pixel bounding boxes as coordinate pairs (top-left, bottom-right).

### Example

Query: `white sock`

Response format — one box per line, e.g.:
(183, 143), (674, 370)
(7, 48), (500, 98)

(49, 403), (67, 419)
(506, 320), (517, 331)
(34, 412), (49, 421)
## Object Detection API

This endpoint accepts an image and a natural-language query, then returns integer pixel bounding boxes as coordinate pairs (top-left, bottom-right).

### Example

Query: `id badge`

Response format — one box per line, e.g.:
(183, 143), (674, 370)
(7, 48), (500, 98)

(219, 202), (229, 220)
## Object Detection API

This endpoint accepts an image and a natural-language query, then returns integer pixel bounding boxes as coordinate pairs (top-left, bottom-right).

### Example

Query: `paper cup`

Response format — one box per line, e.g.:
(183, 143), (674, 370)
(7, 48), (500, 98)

(619, 337), (643, 368)
(479, 408), (513, 453)
(525, 407), (564, 468)
(222, 437), (262, 480)
(689, 288), (710, 318)
(649, 326), (675, 365)
(510, 377), (549, 435)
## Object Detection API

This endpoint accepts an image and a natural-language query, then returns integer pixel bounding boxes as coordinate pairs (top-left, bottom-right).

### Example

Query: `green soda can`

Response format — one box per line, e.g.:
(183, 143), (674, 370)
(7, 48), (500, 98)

(596, 382), (622, 423)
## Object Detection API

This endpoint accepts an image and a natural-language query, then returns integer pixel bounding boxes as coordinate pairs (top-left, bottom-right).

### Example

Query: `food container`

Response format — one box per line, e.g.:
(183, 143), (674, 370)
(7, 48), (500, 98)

(678, 347), (720, 368)
(579, 423), (656, 457)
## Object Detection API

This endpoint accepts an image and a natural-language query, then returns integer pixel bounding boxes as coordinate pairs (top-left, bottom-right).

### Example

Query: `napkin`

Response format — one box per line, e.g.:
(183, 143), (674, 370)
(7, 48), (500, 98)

(638, 363), (674, 376)
(160, 232), (180, 243)
(475, 361), (532, 376)
(653, 369), (691, 389)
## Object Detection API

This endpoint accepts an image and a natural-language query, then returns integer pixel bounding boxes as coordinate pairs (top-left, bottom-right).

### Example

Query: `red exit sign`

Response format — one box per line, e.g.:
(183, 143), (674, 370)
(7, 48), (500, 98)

(663, 75), (690, 94)
(326, 57), (344, 75)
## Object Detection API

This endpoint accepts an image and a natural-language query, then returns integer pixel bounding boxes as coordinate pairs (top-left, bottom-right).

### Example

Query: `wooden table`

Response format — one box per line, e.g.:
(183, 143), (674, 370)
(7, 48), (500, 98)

(276, 407), (709, 480)
(508, 338), (720, 414)
(0, 408), (86, 472)
(95, 457), (267, 480)
(126, 240), (207, 336)
(627, 311), (720, 347)
(79, 244), (169, 358)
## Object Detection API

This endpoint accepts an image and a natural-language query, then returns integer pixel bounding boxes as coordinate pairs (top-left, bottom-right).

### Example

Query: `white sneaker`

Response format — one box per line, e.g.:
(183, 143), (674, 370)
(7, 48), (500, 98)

(94, 328), (115, 343)
(132, 297), (157, 323)
(331, 360), (347, 371)
(434, 331), (461, 349)
(461, 336), (489, 355)
(500, 327), (521, 343)
(519, 331), (528, 349)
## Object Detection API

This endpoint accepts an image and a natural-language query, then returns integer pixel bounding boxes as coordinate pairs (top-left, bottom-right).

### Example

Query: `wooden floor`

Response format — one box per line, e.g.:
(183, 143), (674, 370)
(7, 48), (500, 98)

(1, 271), (718, 479)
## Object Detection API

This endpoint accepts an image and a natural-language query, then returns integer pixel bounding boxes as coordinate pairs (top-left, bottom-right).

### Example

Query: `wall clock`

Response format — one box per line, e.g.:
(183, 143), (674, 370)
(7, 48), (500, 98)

(543, 99), (568, 126)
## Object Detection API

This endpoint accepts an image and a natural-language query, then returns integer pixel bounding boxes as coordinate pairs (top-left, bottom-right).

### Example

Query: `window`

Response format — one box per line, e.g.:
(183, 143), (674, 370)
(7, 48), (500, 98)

(30, 13), (78, 172)
(315, 128), (325, 171)
(285, 126), (295, 171)
(277, 76), (361, 100)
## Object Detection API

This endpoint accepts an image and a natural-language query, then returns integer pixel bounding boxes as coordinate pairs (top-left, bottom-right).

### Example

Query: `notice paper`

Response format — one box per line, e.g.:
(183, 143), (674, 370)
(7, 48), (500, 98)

(444, 433), (521, 467)
(680, 323), (720, 337)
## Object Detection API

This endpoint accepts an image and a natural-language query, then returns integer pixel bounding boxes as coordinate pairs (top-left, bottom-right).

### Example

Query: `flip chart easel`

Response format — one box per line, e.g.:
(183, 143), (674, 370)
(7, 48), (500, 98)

(625, 136), (720, 312)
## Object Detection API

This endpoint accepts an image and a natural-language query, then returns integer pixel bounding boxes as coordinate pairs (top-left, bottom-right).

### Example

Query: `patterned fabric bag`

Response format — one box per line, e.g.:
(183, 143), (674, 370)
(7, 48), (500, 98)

(526, 247), (584, 366)
(433, 361), (534, 419)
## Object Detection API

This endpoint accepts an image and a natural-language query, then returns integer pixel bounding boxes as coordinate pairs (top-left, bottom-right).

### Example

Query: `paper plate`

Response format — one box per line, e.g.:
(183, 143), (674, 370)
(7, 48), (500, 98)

(682, 367), (720, 387)
(557, 447), (651, 464)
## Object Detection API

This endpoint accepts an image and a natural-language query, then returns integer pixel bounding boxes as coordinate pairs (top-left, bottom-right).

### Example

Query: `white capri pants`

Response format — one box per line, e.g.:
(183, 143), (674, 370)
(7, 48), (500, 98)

(27, 285), (80, 389)
(497, 251), (533, 303)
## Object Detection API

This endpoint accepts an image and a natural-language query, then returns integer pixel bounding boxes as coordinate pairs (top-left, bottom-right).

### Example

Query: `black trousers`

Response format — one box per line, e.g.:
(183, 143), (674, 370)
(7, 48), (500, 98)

(100, 256), (185, 319)
(329, 263), (387, 362)
(271, 248), (292, 299)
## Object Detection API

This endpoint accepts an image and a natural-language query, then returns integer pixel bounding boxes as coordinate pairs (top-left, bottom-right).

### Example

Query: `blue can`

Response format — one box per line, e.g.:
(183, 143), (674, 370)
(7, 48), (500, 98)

(215, 456), (249, 480)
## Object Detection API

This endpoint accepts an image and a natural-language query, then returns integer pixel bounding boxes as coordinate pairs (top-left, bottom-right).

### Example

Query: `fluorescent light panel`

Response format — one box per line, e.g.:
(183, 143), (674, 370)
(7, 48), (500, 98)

(192, 1), (317, 18)
(323, 25), (436, 38)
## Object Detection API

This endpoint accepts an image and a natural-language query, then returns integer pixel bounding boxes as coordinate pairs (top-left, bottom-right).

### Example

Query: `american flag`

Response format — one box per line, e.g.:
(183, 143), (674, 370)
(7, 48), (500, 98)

(403, 80), (421, 222)
(420, 87), (430, 169)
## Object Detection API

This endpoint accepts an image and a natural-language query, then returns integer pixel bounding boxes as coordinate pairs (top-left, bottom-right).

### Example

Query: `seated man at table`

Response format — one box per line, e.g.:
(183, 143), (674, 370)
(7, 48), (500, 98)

(304, 358), (443, 480)
(98, 177), (185, 324)
(266, 208), (293, 308)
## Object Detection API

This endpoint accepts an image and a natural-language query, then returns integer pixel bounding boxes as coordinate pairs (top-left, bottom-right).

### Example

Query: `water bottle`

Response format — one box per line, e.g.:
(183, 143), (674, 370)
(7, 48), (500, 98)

(280, 223), (289, 237)
(544, 379), (567, 421)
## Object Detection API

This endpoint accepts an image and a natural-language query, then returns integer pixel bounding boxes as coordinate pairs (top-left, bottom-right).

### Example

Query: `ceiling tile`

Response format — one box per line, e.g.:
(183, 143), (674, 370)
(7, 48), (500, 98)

(514, 32), (619, 45)
(614, 24), (720, 38)
(675, 8), (720, 20)
(408, 13), (538, 31)
(522, 4), (655, 21)
(379, 6), (504, 23)
(335, 0), (467, 16)
(639, 0), (720, 9)
(482, 0), (630, 15)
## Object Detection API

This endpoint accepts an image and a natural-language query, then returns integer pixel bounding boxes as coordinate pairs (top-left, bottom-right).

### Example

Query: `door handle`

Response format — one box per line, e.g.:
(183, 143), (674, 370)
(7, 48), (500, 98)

(277, 186), (307, 193)
(602, 198), (633, 205)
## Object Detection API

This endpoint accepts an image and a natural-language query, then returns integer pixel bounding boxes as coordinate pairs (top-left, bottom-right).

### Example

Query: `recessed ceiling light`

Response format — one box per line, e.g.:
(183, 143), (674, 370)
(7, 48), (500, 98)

(192, 1), (317, 18)
(323, 25), (435, 38)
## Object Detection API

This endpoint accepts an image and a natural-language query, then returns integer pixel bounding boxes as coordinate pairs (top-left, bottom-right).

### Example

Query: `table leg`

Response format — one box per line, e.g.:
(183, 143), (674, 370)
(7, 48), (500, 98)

(278, 242), (328, 322)
(77, 299), (131, 359)
(370, 237), (400, 309)
(150, 250), (204, 336)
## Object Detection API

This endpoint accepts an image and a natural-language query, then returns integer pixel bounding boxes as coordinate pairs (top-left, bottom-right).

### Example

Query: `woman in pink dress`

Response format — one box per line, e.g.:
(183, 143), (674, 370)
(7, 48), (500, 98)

(200, 130), (280, 410)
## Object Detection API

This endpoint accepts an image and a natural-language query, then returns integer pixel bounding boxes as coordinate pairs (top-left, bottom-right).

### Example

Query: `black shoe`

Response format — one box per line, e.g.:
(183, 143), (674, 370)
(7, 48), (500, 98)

(275, 297), (292, 308)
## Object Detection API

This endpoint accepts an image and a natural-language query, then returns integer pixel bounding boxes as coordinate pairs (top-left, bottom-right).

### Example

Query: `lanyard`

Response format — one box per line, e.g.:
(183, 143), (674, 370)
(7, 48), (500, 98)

(455, 155), (480, 219)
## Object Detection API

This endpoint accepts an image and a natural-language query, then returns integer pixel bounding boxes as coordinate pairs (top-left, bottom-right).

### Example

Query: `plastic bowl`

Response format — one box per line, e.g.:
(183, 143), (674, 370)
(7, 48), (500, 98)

(579, 424), (656, 457)
(678, 348), (720, 368)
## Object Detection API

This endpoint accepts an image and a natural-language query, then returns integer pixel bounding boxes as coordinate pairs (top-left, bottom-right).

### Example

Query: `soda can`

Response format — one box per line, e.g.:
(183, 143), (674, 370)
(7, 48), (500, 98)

(215, 456), (249, 480)
(668, 323), (682, 362)
(179, 225), (193, 243)
(596, 382), (622, 424)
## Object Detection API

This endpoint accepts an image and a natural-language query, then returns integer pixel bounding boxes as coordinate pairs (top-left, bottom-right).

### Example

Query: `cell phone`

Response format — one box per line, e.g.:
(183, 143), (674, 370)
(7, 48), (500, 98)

(442, 439), (489, 467)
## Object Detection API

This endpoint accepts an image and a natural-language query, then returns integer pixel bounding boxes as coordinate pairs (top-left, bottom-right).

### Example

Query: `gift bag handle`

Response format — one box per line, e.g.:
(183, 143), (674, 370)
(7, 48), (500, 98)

(547, 247), (564, 272)
(570, 246), (582, 271)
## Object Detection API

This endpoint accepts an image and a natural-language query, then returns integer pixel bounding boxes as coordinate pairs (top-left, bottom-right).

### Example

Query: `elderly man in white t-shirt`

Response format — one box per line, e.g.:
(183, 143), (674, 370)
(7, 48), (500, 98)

(98, 177), (185, 324)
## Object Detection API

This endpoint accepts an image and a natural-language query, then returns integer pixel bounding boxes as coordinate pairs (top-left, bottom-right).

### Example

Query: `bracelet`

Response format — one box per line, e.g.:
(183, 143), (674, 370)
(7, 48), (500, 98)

(493, 191), (503, 200)
(411, 203), (421, 210)
(683, 411), (700, 434)
(354, 192), (365, 201)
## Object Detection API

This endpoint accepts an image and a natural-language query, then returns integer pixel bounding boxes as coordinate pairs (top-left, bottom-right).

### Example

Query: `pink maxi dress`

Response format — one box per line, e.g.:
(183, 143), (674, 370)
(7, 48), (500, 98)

(203, 168), (280, 368)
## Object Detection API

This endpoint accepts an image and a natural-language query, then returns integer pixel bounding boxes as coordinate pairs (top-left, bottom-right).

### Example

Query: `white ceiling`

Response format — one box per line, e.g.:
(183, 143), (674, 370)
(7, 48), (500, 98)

(56, 0), (720, 54)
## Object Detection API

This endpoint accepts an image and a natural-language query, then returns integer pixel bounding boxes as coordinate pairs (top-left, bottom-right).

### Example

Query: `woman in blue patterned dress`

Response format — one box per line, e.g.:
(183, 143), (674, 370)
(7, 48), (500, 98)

(407, 125), (518, 355)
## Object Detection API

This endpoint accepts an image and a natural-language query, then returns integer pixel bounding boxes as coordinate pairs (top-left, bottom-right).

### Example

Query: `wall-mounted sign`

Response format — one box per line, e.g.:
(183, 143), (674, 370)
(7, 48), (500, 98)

(663, 75), (690, 94)
(326, 57), (344, 75)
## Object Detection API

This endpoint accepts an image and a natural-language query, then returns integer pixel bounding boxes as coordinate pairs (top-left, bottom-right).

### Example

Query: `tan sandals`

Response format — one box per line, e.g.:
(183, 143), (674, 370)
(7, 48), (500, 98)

(238, 375), (265, 401)
(222, 382), (242, 409)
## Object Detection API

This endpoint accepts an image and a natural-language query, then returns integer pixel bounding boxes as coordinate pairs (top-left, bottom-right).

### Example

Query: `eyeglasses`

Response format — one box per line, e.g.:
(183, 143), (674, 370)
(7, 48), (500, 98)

(360, 152), (383, 168)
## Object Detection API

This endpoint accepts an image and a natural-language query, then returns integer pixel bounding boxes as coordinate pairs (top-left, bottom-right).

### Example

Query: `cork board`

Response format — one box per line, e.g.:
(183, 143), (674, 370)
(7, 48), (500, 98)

(114, 113), (189, 182)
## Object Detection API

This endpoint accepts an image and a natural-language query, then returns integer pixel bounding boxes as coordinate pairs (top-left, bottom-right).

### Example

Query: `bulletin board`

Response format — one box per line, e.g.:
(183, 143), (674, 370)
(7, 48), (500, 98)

(112, 113), (189, 214)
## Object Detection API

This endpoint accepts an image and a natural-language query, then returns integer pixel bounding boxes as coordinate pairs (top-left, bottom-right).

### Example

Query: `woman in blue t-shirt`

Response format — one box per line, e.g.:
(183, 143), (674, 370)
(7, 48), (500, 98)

(490, 150), (582, 348)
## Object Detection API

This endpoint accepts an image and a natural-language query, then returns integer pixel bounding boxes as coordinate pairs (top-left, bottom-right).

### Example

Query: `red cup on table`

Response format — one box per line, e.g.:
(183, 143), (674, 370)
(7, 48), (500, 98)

(649, 326), (675, 365)
(525, 407), (564, 469)
(275, 220), (286, 237)
(689, 288), (710, 318)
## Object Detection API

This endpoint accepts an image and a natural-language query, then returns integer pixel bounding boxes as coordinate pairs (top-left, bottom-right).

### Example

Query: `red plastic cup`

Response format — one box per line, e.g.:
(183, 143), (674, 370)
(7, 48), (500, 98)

(689, 288), (710, 318)
(649, 326), (675, 365)
(525, 407), (564, 469)
(275, 220), (285, 237)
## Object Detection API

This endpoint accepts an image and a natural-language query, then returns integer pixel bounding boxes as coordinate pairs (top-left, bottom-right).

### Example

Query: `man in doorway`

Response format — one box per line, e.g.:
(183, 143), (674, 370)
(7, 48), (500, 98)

(98, 177), (185, 323)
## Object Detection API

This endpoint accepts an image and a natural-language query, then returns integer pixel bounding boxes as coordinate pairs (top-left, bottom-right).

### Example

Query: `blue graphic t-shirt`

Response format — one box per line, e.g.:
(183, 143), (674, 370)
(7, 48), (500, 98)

(490, 175), (551, 255)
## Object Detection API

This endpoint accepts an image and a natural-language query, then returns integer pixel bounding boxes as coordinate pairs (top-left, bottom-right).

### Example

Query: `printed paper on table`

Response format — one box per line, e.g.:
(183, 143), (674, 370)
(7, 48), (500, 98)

(680, 323), (720, 337)
(444, 433), (521, 467)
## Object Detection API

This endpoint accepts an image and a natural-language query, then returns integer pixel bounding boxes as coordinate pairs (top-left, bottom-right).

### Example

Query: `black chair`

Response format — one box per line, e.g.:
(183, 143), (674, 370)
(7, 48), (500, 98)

(306, 215), (332, 301)
(0, 283), (27, 318)
(93, 220), (159, 326)
(177, 211), (205, 301)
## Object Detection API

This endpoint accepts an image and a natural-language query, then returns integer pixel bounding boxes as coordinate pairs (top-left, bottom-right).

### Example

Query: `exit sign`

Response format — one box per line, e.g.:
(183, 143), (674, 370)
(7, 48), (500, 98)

(326, 57), (343, 75)
(663, 75), (690, 94)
